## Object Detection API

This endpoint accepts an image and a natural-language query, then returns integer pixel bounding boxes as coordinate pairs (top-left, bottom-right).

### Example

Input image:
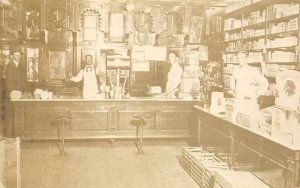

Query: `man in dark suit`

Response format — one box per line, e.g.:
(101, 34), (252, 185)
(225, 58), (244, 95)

(4, 47), (27, 137)
(6, 48), (27, 97)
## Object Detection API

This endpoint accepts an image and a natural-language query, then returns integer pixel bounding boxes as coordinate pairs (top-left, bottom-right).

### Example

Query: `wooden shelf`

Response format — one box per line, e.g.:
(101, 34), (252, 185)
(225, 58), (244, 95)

(267, 13), (299, 23)
(224, 38), (241, 43)
(267, 29), (299, 39)
(223, 0), (300, 84)
(243, 21), (265, 30)
(224, 0), (270, 18)
(224, 0), (298, 18)
(242, 35), (265, 41)
(224, 27), (242, 33)
(266, 46), (297, 51)
(242, 48), (264, 52)
(224, 50), (240, 53)
(266, 61), (298, 64)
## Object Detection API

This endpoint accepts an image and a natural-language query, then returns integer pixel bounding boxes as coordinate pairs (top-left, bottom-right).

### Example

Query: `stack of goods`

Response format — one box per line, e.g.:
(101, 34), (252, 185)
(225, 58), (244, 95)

(267, 3), (299, 20)
(225, 0), (251, 14)
(266, 36), (297, 48)
(271, 70), (300, 146)
(214, 170), (270, 188)
(265, 64), (297, 77)
(224, 98), (235, 121)
(181, 147), (229, 188)
(199, 61), (223, 105)
(243, 9), (266, 26)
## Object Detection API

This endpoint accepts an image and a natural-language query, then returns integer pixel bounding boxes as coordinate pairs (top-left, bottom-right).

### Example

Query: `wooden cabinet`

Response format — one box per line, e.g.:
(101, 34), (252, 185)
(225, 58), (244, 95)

(12, 99), (195, 140)
(194, 105), (300, 188)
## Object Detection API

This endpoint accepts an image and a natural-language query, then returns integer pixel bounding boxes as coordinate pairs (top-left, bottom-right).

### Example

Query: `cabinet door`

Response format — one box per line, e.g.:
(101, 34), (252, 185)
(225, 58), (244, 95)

(22, 109), (65, 131)
(70, 110), (110, 131)
(159, 110), (192, 130)
(117, 110), (156, 130)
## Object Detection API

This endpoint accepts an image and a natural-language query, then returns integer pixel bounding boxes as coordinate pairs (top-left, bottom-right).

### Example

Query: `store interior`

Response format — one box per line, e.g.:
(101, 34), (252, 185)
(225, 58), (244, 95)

(0, 0), (299, 187)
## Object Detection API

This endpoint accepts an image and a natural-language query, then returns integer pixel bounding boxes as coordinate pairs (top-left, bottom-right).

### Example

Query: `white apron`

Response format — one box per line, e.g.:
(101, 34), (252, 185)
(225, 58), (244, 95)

(83, 66), (99, 99)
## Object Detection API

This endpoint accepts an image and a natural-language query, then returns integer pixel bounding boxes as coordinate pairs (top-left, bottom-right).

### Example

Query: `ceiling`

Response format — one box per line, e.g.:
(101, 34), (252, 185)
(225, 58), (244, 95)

(125, 0), (241, 7)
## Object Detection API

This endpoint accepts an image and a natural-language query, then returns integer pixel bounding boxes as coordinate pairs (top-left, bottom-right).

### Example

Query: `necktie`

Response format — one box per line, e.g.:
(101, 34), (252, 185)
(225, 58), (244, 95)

(86, 66), (92, 72)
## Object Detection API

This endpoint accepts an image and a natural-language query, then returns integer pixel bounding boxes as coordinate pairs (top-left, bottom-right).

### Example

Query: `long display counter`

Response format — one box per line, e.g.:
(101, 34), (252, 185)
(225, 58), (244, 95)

(194, 105), (300, 188)
(11, 98), (197, 140)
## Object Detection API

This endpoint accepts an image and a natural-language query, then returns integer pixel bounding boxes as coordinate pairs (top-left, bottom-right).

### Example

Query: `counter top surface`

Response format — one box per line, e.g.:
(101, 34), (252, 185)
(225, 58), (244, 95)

(193, 105), (300, 151)
(12, 97), (198, 102)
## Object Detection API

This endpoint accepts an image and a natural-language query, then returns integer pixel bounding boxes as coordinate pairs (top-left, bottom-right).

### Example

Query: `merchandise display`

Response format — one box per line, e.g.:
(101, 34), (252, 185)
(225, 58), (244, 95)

(1, 0), (300, 187)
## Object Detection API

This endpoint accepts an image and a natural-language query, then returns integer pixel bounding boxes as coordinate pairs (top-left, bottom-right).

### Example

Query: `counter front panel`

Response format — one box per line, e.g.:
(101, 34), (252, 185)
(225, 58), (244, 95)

(12, 99), (197, 140)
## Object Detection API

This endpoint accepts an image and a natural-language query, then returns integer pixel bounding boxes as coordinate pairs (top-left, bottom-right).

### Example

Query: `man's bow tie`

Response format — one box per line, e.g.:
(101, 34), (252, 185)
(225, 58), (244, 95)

(86, 65), (92, 72)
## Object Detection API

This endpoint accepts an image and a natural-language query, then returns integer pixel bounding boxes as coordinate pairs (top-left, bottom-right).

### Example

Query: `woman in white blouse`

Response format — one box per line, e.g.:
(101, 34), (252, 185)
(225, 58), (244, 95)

(164, 51), (183, 98)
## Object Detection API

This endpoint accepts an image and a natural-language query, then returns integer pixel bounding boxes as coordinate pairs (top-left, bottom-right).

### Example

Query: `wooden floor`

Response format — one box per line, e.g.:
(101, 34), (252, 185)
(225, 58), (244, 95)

(21, 140), (199, 188)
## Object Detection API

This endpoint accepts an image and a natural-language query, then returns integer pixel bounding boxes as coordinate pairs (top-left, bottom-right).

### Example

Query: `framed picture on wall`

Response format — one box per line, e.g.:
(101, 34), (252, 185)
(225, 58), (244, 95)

(26, 48), (39, 82)
(48, 50), (67, 82)
(25, 10), (40, 40)
(83, 15), (97, 41)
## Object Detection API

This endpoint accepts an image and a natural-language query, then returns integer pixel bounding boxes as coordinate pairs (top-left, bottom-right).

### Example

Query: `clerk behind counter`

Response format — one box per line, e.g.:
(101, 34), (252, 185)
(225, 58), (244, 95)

(164, 51), (183, 98)
(68, 54), (99, 99)
(233, 52), (268, 100)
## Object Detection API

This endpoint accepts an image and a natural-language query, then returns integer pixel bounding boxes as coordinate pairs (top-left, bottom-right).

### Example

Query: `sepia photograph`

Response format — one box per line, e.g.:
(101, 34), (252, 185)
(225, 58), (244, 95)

(0, 0), (299, 188)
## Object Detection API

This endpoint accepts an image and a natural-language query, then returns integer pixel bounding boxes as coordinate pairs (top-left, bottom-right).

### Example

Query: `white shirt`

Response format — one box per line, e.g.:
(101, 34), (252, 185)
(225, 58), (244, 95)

(233, 65), (268, 100)
(13, 60), (19, 67)
(166, 63), (183, 96)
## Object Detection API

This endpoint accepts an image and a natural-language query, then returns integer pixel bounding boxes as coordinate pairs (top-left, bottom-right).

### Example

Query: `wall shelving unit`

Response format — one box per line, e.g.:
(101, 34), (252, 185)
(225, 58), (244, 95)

(222, 0), (300, 93)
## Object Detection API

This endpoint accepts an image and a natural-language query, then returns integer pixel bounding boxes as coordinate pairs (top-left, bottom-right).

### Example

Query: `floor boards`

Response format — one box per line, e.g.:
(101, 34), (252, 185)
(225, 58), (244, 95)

(21, 141), (199, 188)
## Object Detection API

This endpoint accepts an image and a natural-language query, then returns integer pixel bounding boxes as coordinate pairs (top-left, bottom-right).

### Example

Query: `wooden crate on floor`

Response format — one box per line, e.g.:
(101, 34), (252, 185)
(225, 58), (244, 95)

(0, 137), (21, 188)
(181, 147), (229, 188)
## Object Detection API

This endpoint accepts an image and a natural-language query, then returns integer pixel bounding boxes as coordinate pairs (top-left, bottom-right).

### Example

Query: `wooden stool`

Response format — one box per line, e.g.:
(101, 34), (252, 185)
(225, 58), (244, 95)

(52, 115), (72, 156)
(132, 115), (151, 154)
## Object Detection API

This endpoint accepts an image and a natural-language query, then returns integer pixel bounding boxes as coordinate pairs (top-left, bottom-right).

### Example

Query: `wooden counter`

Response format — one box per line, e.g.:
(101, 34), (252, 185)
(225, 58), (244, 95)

(194, 105), (300, 188)
(11, 98), (197, 140)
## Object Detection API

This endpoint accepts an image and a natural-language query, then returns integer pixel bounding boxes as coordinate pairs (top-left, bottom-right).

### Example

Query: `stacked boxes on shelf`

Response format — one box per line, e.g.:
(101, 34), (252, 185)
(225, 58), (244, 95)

(225, 0), (251, 14)
(267, 18), (299, 34)
(266, 36), (298, 48)
(181, 147), (229, 188)
(267, 51), (296, 62)
(243, 9), (265, 26)
(267, 3), (300, 20)
(225, 41), (241, 52)
(224, 32), (241, 41)
(242, 28), (265, 39)
(223, 0), (300, 91)
(224, 18), (242, 31)
(265, 64), (297, 77)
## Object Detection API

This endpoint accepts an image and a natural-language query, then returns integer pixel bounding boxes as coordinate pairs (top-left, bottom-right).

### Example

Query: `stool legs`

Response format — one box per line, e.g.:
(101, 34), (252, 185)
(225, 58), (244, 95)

(135, 122), (144, 154)
(139, 123), (144, 154)
(56, 119), (66, 156)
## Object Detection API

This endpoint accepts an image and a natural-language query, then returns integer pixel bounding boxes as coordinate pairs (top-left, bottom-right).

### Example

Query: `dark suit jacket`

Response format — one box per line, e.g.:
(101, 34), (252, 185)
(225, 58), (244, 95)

(5, 61), (27, 97)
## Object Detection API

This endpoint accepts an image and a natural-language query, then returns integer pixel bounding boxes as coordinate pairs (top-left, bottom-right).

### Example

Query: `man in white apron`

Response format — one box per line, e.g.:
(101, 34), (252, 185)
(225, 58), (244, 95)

(70, 55), (99, 99)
